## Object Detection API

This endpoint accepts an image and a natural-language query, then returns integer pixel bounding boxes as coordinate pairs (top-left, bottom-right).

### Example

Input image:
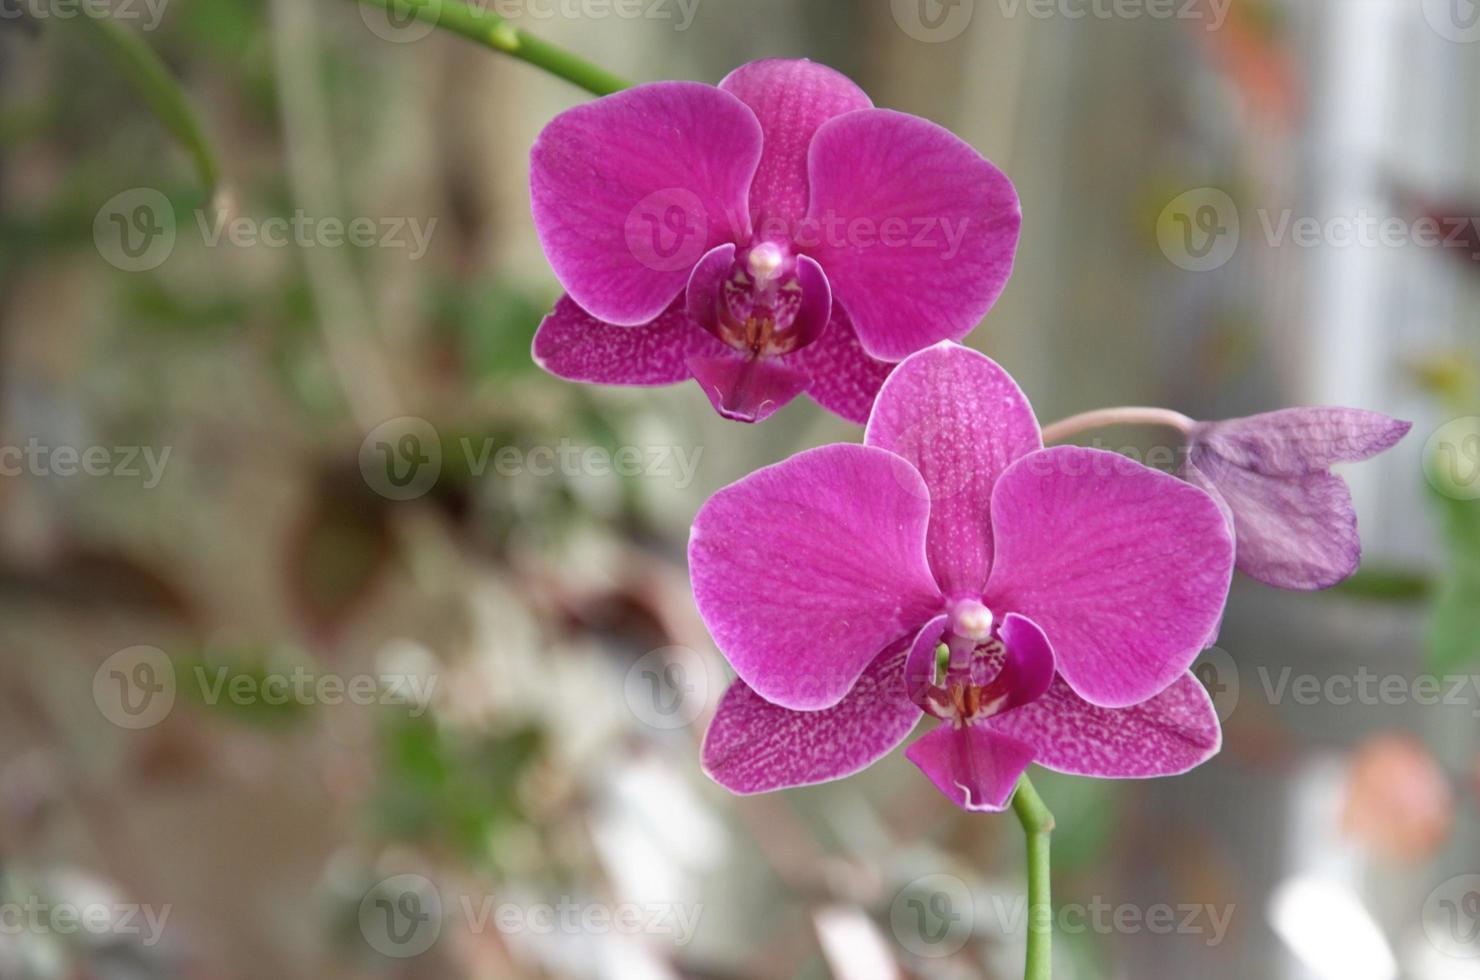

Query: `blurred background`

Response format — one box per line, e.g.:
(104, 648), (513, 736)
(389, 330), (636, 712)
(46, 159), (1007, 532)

(0, 0), (1476, 976)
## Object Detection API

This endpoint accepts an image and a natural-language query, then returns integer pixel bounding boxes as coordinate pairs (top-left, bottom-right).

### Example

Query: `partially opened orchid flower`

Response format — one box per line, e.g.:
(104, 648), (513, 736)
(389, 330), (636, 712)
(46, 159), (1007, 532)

(689, 343), (1234, 811)
(1182, 409), (1412, 591)
(1041, 406), (1411, 593)
(530, 59), (1021, 423)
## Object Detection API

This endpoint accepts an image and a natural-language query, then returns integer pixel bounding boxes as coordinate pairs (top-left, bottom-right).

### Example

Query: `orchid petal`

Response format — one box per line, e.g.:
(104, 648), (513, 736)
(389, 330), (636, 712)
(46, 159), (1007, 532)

(904, 614), (950, 709)
(689, 444), (944, 710)
(985, 447), (1234, 708)
(997, 613), (1056, 712)
(1186, 455), (1361, 591)
(905, 723), (1035, 812)
(532, 295), (725, 385)
(804, 109), (1020, 361)
(787, 308), (893, 425)
(1191, 408), (1411, 475)
(719, 59), (872, 236)
(685, 243), (738, 337)
(866, 343), (1041, 597)
(1184, 409), (1411, 590)
(686, 352), (810, 423)
(702, 642), (919, 794)
(985, 672), (1221, 777)
(530, 81), (761, 325)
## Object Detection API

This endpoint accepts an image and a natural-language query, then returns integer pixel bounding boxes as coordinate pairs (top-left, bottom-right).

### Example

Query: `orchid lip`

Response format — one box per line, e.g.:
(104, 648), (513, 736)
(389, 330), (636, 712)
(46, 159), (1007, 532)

(716, 244), (806, 355)
(915, 626), (1012, 725)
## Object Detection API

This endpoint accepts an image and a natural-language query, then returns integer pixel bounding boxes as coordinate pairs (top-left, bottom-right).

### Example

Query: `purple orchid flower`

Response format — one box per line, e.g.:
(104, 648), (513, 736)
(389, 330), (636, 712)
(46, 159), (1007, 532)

(689, 343), (1235, 812)
(530, 59), (1021, 424)
(1183, 409), (1411, 591)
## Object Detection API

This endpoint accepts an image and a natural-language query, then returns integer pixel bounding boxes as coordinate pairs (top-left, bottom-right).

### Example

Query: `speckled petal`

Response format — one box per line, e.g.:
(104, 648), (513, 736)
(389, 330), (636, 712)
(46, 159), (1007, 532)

(702, 642), (919, 794)
(533, 295), (726, 385)
(786, 308), (893, 425)
(984, 672), (1221, 777)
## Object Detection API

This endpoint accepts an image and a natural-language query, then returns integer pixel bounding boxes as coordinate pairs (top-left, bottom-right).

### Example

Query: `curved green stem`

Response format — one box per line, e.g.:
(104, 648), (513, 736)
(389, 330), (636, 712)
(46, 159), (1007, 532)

(1012, 775), (1054, 980)
(352, 0), (631, 95)
(68, 14), (220, 193)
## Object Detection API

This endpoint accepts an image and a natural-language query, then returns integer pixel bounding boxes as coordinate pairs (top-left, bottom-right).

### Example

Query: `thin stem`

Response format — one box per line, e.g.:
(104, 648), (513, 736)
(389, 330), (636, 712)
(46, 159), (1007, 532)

(352, 0), (631, 95)
(1040, 406), (1195, 445)
(1012, 775), (1054, 980)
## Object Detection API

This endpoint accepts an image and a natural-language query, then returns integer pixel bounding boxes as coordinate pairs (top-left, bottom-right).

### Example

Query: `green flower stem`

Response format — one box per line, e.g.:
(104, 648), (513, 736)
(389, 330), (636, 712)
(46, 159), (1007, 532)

(68, 14), (220, 193)
(352, 0), (631, 95)
(1012, 775), (1054, 980)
